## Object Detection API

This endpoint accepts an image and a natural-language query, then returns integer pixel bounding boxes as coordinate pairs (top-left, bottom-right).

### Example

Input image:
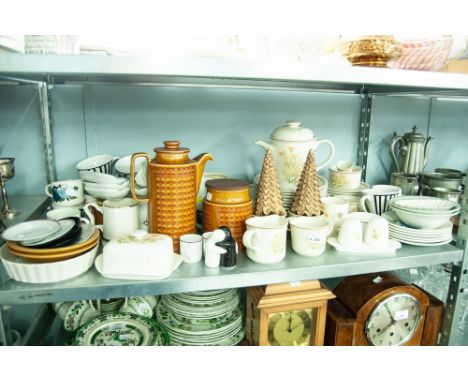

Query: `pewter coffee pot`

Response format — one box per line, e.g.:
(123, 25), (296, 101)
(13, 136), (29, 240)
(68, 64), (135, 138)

(390, 126), (433, 175)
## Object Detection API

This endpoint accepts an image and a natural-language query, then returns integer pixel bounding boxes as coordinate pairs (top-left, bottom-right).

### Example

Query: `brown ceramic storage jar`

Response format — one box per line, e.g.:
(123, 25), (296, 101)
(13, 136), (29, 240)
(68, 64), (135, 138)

(202, 179), (253, 251)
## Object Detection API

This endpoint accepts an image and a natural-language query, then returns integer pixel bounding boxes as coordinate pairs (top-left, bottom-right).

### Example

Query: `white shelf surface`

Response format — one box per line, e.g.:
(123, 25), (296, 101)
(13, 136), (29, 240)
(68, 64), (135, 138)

(0, 243), (462, 305)
(0, 54), (468, 94)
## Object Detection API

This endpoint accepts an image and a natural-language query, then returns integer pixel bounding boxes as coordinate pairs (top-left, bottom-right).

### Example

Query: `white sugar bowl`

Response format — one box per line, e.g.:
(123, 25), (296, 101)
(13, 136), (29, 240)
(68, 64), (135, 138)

(103, 230), (175, 277)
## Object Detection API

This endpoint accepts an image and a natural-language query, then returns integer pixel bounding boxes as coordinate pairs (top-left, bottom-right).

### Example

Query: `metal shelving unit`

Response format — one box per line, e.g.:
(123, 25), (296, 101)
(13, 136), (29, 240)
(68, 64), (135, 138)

(0, 53), (468, 345)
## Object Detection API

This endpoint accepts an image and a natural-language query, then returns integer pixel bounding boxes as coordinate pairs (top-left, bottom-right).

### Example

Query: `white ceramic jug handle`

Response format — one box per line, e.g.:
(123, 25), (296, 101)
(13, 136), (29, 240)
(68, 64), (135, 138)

(242, 229), (261, 250)
(360, 195), (372, 213)
(315, 139), (336, 171)
(83, 203), (102, 226)
(44, 184), (53, 197)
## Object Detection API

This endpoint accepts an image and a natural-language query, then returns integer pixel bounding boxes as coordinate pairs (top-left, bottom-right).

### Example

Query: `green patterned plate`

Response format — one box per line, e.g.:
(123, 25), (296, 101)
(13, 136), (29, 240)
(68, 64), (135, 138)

(71, 312), (170, 346)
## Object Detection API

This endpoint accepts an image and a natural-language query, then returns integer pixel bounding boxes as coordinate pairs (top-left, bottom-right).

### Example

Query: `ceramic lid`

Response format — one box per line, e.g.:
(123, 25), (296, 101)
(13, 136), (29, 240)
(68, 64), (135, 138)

(205, 179), (250, 191)
(403, 126), (426, 142)
(271, 121), (316, 142)
(154, 141), (190, 154)
(153, 141), (191, 164)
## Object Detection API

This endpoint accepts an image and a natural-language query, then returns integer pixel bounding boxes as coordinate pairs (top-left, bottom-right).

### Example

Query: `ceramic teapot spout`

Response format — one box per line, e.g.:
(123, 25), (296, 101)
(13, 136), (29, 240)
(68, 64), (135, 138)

(193, 153), (214, 194)
(255, 140), (276, 153)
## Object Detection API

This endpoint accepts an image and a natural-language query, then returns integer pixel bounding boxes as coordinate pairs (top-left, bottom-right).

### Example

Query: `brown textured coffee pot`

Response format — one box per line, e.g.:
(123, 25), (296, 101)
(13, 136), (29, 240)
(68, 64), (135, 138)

(202, 179), (253, 251)
(130, 141), (213, 252)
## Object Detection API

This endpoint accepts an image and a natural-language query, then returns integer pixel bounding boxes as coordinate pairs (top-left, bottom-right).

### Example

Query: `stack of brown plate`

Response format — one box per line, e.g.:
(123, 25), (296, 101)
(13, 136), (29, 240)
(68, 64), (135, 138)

(6, 226), (99, 263)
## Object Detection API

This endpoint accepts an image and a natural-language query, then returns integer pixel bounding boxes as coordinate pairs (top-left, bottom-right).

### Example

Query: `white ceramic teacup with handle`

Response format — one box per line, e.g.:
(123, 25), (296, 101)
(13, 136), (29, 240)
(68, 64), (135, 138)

(243, 215), (288, 264)
(289, 216), (333, 257)
(45, 179), (84, 209)
(360, 185), (402, 215)
(84, 198), (139, 240)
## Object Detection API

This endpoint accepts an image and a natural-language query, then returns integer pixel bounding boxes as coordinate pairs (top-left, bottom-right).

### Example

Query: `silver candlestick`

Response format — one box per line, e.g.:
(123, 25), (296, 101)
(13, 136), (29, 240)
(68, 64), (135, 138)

(0, 158), (21, 219)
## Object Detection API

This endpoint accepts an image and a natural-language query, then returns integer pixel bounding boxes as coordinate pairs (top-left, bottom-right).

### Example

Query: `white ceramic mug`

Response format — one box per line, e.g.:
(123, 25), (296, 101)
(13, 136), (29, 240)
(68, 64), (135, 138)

(47, 207), (90, 224)
(321, 196), (349, 235)
(84, 198), (139, 240)
(243, 215), (288, 264)
(338, 218), (363, 248)
(45, 179), (84, 209)
(360, 185), (402, 215)
(76, 154), (119, 174)
(289, 216), (333, 257)
(180, 234), (203, 263)
(364, 216), (389, 247)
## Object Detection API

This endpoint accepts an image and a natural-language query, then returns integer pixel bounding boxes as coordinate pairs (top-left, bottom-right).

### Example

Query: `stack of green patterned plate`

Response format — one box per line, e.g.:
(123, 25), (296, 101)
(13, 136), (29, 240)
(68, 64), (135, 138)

(71, 312), (170, 346)
(156, 289), (244, 346)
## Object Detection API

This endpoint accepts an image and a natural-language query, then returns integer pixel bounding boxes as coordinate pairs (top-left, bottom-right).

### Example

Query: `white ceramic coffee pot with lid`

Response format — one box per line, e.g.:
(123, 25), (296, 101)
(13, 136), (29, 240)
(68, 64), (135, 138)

(255, 120), (335, 193)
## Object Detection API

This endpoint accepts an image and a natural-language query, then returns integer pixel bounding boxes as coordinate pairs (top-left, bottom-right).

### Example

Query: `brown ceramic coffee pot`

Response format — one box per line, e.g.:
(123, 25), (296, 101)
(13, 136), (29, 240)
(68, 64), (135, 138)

(130, 141), (213, 252)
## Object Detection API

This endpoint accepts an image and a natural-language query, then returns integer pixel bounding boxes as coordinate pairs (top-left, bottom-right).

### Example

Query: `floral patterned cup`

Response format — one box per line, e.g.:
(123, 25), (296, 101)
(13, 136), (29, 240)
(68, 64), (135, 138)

(45, 179), (84, 209)
(243, 215), (288, 264)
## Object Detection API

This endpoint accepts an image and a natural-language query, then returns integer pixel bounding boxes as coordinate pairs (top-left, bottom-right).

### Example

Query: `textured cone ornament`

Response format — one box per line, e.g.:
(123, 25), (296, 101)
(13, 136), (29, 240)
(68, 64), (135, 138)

(255, 150), (286, 216)
(291, 149), (324, 216)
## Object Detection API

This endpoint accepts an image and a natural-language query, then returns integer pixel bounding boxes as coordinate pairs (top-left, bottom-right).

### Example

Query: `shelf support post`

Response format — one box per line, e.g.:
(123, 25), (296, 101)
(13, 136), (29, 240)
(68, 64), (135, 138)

(356, 92), (372, 182)
(440, 170), (468, 345)
(38, 81), (56, 183)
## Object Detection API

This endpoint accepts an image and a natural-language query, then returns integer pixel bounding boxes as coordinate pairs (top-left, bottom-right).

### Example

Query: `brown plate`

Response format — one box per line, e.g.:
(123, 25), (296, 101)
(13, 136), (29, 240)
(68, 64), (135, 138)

(7, 229), (100, 255)
(7, 240), (99, 263)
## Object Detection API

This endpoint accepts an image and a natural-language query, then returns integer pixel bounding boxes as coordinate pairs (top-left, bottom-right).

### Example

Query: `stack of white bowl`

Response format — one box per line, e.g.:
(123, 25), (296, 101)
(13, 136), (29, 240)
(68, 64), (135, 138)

(389, 196), (460, 230)
(80, 172), (130, 200)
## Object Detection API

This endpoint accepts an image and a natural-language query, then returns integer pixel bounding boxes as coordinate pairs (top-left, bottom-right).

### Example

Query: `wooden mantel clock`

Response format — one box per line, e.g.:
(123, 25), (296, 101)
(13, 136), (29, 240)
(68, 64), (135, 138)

(245, 280), (335, 346)
(324, 272), (445, 346)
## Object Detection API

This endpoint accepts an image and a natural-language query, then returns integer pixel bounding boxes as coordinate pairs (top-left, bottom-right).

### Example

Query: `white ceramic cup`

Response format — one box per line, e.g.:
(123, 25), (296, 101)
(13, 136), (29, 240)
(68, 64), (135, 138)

(83, 198), (139, 240)
(360, 185), (402, 215)
(321, 196), (349, 235)
(364, 216), (390, 247)
(76, 154), (119, 174)
(46, 207), (90, 224)
(329, 165), (362, 190)
(243, 215), (288, 264)
(45, 179), (84, 209)
(180, 234), (203, 263)
(289, 216), (333, 257)
(337, 195), (361, 213)
(63, 300), (100, 332)
(338, 218), (363, 248)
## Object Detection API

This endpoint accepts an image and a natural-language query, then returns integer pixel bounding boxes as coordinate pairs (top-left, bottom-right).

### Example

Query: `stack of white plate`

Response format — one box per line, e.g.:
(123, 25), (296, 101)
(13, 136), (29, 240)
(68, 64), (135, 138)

(382, 210), (454, 246)
(328, 182), (369, 197)
(389, 196), (460, 229)
(156, 289), (244, 346)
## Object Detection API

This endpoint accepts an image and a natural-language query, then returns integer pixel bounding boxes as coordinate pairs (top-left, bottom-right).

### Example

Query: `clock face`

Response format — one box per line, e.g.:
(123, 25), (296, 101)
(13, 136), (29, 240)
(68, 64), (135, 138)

(267, 309), (313, 346)
(365, 293), (421, 346)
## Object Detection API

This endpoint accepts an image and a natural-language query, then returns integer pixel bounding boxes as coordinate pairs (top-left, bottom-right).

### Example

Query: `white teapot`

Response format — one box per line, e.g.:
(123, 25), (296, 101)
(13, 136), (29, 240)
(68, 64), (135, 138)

(255, 120), (335, 192)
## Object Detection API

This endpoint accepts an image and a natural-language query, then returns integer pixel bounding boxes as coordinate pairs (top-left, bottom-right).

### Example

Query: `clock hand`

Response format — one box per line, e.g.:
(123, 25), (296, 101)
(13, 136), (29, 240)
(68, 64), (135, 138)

(290, 322), (304, 332)
(288, 313), (293, 332)
(384, 304), (396, 324)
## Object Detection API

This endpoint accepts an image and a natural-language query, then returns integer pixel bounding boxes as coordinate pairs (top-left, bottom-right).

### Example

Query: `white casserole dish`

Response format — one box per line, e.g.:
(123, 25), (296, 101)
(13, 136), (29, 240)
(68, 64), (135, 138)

(0, 243), (98, 284)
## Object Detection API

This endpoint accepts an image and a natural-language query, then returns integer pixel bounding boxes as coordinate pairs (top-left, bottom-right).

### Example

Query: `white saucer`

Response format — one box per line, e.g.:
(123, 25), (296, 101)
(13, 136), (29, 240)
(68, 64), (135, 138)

(94, 253), (183, 280)
(1, 220), (60, 242)
(327, 237), (401, 255)
(394, 237), (453, 247)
